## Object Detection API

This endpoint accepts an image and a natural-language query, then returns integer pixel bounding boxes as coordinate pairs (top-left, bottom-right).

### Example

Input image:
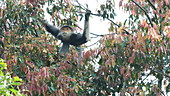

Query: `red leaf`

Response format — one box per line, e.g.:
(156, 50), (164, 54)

(123, 74), (127, 80)
(120, 67), (125, 75)
(26, 60), (34, 68)
(164, 0), (169, 5)
(20, 0), (26, 4)
(129, 57), (134, 63)
(131, 10), (136, 15)
(105, 59), (110, 66)
(83, 50), (91, 59)
(141, 20), (148, 28)
(119, 0), (123, 7)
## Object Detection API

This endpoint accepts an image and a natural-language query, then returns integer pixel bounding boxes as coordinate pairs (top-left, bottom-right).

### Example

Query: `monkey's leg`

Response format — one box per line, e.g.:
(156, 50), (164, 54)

(59, 43), (70, 55)
(76, 46), (82, 60)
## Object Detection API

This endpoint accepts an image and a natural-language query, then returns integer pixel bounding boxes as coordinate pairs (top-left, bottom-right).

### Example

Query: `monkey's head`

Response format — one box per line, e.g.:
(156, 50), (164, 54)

(57, 25), (74, 42)
(60, 26), (74, 32)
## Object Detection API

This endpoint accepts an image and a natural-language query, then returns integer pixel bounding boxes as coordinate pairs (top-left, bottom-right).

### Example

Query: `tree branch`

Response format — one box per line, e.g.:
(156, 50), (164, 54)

(153, 69), (170, 78)
(90, 33), (105, 37)
(131, 0), (153, 27)
(85, 40), (100, 48)
(89, 13), (130, 35)
(75, 0), (87, 11)
(146, 0), (156, 10)
(74, 0), (130, 34)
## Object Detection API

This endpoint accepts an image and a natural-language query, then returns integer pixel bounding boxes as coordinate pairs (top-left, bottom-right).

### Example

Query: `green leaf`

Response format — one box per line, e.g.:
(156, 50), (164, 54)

(12, 82), (21, 86)
(79, 14), (84, 21)
(13, 76), (22, 82)
(50, 86), (56, 91)
(102, 10), (107, 19)
(124, 19), (127, 26)
(120, 42), (126, 48)
(0, 62), (7, 69)
(110, 13), (114, 19)
(0, 71), (4, 76)
(0, 59), (7, 69)
(98, 58), (103, 65)
(106, 40), (111, 46)
(9, 88), (18, 94)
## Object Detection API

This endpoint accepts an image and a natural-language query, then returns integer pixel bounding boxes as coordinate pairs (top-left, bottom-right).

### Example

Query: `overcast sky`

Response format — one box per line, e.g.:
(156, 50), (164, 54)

(76, 0), (129, 48)
(78, 0), (129, 33)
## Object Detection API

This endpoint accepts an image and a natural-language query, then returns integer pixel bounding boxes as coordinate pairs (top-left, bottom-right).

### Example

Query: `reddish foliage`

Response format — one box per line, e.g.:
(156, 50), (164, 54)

(131, 10), (136, 15)
(1, 0), (169, 95)
(119, 0), (123, 7)
(120, 67), (125, 75)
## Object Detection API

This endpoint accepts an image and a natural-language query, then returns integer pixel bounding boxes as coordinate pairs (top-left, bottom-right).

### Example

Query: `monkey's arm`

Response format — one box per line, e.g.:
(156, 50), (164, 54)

(83, 12), (90, 41)
(38, 19), (60, 37)
(45, 24), (60, 37)
(69, 12), (90, 46)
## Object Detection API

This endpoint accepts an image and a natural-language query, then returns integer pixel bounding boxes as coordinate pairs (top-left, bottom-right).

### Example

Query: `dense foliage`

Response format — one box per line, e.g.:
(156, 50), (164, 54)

(0, 58), (23, 96)
(0, 0), (169, 95)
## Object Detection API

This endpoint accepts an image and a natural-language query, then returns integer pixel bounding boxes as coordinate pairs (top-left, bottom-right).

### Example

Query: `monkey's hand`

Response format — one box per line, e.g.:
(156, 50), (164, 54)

(38, 18), (48, 26)
(85, 10), (91, 21)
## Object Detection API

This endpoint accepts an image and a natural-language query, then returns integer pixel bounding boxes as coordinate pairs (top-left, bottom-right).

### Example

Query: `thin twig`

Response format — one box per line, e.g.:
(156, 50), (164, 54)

(74, 0), (130, 34)
(85, 40), (100, 48)
(146, 0), (156, 10)
(90, 33), (116, 37)
(90, 33), (105, 37)
(75, 0), (87, 11)
(90, 13), (130, 35)
(131, 0), (153, 27)
(141, 72), (151, 83)
(151, 68), (170, 78)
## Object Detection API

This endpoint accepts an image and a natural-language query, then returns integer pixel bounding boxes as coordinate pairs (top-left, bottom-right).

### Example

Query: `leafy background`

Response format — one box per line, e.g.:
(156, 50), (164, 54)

(0, 0), (169, 95)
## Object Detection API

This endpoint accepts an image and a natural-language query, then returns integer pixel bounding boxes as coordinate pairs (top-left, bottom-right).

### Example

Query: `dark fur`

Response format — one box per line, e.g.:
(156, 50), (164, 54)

(44, 12), (90, 55)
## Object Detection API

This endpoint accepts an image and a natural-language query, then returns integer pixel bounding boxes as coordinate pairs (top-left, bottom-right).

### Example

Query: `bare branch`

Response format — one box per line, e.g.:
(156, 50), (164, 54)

(85, 40), (100, 48)
(90, 13), (130, 35)
(153, 69), (170, 78)
(131, 0), (153, 27)
(146, 0), (156, 10)
(75, 0), (87, 11)
(90, 33), (105, 37)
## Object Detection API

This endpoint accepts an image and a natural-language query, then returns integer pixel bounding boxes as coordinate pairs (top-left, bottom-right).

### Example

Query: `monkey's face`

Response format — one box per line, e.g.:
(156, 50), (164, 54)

(57, 27), (73, 42)
(60, 27), (72, 33)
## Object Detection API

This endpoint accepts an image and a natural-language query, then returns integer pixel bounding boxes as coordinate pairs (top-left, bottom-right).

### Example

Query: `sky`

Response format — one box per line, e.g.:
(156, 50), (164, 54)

(75, 0), (129, 48)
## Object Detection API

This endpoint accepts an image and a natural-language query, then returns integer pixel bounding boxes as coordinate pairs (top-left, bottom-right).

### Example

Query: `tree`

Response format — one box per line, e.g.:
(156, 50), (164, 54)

(0, 58), (23, 96)
(0, 0), (169, 95)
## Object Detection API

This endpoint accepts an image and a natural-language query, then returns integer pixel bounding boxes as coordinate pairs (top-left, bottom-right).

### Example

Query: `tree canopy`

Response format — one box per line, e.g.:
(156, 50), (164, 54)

(0, 0), (169, 95)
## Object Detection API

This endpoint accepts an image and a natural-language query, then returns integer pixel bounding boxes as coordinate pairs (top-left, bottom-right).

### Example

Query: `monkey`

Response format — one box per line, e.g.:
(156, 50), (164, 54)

(42, 11), (90, 57)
